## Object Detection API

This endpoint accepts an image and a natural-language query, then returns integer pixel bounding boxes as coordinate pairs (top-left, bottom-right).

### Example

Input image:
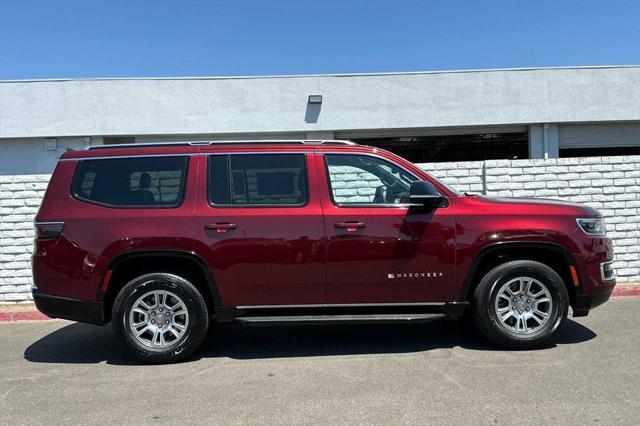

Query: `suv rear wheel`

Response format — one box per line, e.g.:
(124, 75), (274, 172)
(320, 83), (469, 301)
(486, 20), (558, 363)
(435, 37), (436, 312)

(112, 272), (209, 363)
(471, 260), (568, 349)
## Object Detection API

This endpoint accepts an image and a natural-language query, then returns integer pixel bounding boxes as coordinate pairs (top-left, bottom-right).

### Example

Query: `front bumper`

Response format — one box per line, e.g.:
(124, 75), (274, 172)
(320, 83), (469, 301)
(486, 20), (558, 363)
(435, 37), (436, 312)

(572, 287), (614, 317)
(33, 289), (104, 325)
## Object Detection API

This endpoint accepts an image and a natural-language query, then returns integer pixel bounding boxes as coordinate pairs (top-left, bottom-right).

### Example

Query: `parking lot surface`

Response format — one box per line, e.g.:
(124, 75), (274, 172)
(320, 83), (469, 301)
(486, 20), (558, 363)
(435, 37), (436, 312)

(1, 298), (639, 425)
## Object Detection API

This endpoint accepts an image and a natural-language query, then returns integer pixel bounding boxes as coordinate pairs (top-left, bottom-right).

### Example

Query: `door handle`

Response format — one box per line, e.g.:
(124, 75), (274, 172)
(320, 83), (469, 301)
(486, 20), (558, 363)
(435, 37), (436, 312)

(205, 223), (237, 233)
(334, 222), (366, 232)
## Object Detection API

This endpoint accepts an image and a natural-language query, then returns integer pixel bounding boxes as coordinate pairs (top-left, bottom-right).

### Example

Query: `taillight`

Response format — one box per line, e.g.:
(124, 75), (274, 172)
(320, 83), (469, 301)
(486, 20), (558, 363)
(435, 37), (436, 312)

(34, 222), (65, 239)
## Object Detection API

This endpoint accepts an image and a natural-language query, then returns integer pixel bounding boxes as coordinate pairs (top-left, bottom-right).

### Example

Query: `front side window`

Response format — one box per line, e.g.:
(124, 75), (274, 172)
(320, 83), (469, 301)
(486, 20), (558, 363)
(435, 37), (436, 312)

(72, 156), (188, 208)
(208, 154), (308, 206)
(325, 154), (416, 205)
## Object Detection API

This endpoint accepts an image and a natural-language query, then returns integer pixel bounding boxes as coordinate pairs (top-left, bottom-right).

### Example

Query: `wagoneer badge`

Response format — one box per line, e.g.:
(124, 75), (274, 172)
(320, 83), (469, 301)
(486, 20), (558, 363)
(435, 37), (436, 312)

(388, 272), (444, 279)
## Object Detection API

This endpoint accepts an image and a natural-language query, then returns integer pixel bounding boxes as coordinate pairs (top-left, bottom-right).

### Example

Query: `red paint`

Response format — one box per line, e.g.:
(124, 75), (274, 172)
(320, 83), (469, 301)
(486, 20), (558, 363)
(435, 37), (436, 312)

(193, 153), (326, 305)
(612, 285), (640, 298)
(31, 142), (618, 322)
(0, 311), (51, 322)
(313, 153), (457, 303)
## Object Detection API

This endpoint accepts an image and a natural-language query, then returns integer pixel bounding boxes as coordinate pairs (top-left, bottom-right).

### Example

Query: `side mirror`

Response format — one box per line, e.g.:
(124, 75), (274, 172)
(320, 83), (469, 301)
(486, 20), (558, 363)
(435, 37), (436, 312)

(409, 181), (443, 207)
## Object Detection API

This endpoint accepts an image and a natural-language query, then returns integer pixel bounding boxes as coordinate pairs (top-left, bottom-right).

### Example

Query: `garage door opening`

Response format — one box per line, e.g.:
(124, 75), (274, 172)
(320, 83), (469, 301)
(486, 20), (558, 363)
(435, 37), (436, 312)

(348, 132), (528, 163)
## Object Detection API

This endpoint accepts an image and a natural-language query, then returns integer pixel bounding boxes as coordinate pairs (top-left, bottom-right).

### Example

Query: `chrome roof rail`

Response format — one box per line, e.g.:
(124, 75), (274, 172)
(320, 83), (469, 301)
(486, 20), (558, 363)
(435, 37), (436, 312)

(87, 139), (356, 150)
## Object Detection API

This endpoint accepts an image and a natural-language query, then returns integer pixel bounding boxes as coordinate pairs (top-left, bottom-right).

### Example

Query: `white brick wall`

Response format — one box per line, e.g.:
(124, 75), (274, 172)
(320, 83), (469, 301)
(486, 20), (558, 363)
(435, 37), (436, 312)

(0, 174), (50, 303)
(1, 155), (639, 303)
(328, 165), (383, 203)
(420, 155), (640, 282)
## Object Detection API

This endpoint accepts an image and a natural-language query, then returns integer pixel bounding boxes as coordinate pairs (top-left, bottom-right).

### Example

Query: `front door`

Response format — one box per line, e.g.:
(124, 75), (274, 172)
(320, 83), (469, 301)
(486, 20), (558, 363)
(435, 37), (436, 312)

(194, 152), (326, 306)
(316, 152), (456, 303)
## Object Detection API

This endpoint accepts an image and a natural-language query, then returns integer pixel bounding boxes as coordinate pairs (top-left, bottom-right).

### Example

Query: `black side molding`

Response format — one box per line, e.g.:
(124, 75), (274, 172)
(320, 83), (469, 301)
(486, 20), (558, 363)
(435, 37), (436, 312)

(572, 291), (613, 317)
(33, 290), (105, 325)
(458, 241), (579, 302)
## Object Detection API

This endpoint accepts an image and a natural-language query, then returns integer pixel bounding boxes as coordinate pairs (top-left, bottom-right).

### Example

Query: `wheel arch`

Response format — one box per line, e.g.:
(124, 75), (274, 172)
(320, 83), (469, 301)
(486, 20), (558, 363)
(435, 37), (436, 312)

(100, 250), (221, 322)
(459, 241), (579, 305)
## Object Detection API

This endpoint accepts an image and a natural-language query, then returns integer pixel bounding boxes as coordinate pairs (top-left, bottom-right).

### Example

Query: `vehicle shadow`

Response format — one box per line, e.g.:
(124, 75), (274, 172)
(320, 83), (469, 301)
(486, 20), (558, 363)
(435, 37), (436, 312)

(23, 318), (597, 366)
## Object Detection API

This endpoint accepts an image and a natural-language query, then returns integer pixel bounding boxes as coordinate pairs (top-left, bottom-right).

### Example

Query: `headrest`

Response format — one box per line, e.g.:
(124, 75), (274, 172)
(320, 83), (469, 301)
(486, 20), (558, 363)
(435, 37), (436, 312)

(139, 172), (151, 189)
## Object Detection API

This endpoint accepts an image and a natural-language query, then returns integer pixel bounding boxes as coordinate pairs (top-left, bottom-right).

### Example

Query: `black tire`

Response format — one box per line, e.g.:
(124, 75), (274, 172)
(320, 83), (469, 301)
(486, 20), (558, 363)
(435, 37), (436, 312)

(471, 260), (568, 349)
(111, 272), (209, 363)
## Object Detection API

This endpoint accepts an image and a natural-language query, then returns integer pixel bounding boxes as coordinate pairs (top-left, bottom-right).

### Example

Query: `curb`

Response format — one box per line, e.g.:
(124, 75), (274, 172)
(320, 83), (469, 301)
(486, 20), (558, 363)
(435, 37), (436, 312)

(612, 284), (640, 298)
(0, 311), (51, 322)
(1, 285), (639, 323)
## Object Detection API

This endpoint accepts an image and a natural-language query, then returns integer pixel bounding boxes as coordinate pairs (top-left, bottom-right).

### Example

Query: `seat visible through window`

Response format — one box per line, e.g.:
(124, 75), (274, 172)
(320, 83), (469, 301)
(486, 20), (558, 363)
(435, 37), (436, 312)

(72, 157), (188, 207)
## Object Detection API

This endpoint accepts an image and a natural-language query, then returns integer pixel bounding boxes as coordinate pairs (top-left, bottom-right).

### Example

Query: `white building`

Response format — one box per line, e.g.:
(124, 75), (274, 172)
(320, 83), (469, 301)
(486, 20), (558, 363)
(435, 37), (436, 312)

(1, 66), (639, 302)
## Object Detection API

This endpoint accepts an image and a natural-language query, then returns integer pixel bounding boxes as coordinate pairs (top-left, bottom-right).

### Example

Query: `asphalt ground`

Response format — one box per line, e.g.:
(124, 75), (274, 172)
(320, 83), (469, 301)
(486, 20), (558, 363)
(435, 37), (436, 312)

(1, 298), (638, 425)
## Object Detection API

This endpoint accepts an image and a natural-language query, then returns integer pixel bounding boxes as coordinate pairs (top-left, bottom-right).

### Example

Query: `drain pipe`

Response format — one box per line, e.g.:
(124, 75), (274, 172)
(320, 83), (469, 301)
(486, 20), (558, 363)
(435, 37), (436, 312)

(543, 123), (549, 160)
(481, 161), (487, 195)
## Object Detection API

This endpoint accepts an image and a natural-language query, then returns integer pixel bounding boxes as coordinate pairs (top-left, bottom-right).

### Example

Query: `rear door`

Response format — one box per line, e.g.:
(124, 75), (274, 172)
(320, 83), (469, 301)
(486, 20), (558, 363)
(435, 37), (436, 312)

(193, 151), (326, 306)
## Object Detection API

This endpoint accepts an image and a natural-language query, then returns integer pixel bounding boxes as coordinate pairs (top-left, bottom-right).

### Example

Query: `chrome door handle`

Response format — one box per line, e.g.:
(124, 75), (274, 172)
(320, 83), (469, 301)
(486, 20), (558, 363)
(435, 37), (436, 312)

(334, 222), (366, 232)
(205, 223), (237, 233)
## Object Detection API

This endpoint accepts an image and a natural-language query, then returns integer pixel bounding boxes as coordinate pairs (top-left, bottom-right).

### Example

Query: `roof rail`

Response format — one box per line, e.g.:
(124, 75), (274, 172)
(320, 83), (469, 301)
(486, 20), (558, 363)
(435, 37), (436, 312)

(87, 139), (357, 150)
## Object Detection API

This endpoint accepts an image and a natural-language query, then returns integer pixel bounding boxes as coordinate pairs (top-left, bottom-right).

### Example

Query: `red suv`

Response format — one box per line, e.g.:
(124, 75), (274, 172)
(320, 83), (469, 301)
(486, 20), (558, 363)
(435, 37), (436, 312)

(32, 140), (616, 363)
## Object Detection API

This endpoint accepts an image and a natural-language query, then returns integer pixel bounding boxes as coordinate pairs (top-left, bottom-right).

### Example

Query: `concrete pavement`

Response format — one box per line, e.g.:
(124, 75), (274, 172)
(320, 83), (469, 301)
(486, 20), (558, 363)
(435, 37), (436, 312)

(1, 298), (639, 425)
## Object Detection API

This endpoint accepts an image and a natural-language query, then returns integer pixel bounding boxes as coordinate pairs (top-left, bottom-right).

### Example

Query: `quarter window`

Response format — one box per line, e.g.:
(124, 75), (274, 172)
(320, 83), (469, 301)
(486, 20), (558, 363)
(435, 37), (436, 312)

(208, 154), (308, 206)
(72, 156), (188, 207)
(325, 154), (416, 205)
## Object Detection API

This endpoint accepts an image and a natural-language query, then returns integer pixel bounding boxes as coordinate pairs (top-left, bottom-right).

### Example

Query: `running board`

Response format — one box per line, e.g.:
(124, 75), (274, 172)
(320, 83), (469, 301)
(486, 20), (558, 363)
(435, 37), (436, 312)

(235, 313), (446, 326)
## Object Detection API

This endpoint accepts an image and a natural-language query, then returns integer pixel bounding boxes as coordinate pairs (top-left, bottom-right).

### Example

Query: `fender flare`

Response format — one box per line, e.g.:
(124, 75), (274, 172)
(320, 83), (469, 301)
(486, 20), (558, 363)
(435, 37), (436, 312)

(458, 241), (579, 302)
(102, 249), (222, 307)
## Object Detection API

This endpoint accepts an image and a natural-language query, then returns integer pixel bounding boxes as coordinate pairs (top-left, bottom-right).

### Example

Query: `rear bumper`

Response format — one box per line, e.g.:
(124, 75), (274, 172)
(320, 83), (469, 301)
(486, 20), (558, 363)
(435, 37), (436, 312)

(572, 287), (614, 317)
(33, 289), (104, 325)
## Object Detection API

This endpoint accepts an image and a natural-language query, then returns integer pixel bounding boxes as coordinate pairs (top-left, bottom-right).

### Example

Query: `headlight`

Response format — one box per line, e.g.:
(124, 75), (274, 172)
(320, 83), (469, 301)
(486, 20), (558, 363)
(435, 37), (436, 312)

(576, 218), (607, 236)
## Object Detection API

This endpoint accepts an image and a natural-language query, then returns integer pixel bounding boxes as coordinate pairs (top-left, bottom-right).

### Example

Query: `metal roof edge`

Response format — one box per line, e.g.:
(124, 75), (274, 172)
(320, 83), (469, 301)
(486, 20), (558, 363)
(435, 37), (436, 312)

(1, 65), (638, 84)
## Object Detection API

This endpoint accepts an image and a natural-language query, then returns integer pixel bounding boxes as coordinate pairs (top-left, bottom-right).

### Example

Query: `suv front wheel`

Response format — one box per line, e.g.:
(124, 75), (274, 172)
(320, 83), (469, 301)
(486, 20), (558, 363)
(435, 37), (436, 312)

(112, 272), (209, 363)
(472, 260), (569, 349)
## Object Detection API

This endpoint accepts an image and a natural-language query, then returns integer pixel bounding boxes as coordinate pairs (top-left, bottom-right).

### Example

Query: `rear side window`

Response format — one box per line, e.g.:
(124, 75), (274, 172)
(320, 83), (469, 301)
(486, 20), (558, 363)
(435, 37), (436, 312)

(72, 156), (189, 208)
(208, 154), (308, 206)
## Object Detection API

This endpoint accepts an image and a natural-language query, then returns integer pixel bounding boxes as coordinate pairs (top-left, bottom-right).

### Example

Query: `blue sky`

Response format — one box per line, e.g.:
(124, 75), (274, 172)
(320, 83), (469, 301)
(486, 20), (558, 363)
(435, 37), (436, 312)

(1, 0), (638, 79)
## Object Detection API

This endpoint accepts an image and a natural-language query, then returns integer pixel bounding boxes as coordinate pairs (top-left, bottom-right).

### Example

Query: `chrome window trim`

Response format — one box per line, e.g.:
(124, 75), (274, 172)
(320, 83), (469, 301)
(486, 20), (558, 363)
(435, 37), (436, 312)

(322, 151), (437, 209)
(206, 152), (311, 208)
(69, 155), (190, 209)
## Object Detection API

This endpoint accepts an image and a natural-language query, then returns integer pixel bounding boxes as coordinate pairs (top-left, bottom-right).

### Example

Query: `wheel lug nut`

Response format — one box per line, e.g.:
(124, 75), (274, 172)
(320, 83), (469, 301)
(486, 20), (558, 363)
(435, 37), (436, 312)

(512, 298), (517, 302)
(165, 320), (170, 324)
(526, 307), (530, 311)
(527, 299), (531, 303)
(151, 319), (155, 324)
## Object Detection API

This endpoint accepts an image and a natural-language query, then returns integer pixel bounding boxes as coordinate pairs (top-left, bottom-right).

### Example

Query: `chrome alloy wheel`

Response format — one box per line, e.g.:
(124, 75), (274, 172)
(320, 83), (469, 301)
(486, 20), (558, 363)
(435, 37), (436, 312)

(494, 277), (553, 335)
(128, 290), (189, 349)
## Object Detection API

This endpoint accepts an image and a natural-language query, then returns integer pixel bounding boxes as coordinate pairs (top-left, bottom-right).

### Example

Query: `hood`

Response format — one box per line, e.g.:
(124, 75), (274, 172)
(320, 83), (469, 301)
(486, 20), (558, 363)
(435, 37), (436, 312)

(471, 195), (601, 216)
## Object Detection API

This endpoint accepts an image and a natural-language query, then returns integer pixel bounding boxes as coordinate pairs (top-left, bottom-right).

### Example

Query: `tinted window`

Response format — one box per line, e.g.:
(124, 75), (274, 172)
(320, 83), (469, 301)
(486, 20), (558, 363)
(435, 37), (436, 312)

(72, 156), (188, 207)
(208, 154), (307, 206)
(325, 154), (417, 205)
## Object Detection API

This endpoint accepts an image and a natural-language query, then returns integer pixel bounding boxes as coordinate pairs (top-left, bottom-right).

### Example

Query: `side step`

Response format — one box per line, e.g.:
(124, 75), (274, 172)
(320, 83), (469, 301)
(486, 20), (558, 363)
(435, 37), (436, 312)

(235, 313), (446, 326)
